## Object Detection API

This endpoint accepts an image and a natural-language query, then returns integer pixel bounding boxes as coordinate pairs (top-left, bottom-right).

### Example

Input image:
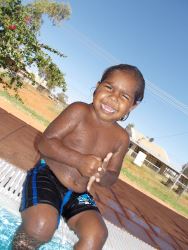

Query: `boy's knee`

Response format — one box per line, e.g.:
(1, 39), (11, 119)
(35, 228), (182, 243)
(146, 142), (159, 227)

(24, 221), (56, 243)
(21, 204), (58, 243)
(15, 217), (57, 246)
(12, 228), (43, 250)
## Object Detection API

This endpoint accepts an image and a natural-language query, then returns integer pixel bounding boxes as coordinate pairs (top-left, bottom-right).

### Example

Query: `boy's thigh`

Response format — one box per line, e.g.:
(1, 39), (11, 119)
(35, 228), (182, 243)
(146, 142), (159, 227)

(67, 210), (107, 239)
(21, 204), (59, 240)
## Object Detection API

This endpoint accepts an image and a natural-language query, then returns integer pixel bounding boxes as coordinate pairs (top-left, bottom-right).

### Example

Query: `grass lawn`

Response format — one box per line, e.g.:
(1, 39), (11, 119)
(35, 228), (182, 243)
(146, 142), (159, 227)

(121, 156), (188, 218)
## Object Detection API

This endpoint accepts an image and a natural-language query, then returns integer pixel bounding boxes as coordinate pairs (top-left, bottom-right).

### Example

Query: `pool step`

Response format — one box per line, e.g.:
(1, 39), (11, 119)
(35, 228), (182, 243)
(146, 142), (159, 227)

(0, 159), (26, 201)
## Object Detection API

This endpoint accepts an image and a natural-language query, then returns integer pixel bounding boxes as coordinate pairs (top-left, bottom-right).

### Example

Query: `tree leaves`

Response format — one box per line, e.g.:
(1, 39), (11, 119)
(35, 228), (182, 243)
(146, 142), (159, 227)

(0, 0), (71, 96)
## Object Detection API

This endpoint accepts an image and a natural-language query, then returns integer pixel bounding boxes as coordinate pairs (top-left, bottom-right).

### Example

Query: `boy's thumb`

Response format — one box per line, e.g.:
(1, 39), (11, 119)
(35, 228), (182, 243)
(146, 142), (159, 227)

(101, 152), (113, 170)
(104, 152), (113, 162)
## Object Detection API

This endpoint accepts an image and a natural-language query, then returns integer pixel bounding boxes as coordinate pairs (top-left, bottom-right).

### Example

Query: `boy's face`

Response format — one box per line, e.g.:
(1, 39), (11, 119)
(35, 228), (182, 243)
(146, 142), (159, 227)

(93, 70), (138, 122)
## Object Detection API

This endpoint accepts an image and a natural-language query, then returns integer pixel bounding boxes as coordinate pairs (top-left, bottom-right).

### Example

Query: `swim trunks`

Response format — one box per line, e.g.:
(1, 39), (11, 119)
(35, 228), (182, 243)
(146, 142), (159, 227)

(20, 159), (100, 224)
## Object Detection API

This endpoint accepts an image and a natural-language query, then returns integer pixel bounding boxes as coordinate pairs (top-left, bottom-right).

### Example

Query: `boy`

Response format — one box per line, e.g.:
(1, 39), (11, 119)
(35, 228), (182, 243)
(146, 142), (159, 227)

(13, 64), (145, 249)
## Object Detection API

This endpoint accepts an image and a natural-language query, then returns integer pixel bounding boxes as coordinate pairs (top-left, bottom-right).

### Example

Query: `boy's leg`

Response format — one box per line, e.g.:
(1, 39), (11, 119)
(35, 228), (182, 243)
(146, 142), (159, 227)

(12, 204), (58, 249)
(67, 210), (108, 250)
(12, 161), (62, 249)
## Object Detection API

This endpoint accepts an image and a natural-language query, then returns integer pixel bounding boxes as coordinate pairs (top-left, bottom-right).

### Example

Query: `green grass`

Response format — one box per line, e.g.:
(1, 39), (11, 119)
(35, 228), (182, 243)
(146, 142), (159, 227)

(0, 90), (50, 126)
(121, 157), (188, 218)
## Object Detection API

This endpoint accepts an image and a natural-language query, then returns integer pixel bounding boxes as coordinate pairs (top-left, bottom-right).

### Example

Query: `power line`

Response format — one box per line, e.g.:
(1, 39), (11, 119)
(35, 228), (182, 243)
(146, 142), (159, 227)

(147, 80), (188, 110)
(64, 24), (120, 64)
(146, 80), (188, 116)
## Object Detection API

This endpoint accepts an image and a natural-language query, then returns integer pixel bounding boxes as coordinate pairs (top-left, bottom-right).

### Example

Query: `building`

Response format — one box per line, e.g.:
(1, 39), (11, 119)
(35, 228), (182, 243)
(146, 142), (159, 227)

(126, 125), (188, 194)
(126, 125), (172, 173)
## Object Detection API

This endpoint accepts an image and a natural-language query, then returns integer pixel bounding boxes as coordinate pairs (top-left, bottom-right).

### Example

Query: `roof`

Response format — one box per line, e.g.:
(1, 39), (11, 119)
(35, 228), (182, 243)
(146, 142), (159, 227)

(126, 126), (170, 165)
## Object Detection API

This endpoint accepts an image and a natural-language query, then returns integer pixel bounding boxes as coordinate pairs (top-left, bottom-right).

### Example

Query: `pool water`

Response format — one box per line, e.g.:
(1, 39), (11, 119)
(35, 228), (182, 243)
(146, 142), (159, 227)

(0, 207), (73, 250)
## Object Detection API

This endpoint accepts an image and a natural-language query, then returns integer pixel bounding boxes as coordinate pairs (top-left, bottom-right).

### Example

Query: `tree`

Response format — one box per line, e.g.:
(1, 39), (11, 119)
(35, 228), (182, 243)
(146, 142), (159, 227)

(0, 0), (71, 95)
(57, 91), (68, 104)
(125, 123), (135, 137)
(126, 123), (135, 129)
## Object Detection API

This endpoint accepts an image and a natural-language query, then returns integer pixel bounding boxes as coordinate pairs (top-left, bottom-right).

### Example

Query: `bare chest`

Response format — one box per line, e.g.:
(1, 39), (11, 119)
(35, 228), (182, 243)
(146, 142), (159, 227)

(63, 121), (118, 157)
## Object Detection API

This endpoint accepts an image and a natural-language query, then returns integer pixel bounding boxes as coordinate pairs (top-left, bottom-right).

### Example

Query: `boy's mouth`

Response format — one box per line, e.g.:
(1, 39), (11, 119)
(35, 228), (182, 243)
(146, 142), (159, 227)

(101, 104), (116, 113)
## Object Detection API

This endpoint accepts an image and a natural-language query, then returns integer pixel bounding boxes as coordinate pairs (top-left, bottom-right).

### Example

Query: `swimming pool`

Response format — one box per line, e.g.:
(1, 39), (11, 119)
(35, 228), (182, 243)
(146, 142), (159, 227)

(0, 206), (73, 250)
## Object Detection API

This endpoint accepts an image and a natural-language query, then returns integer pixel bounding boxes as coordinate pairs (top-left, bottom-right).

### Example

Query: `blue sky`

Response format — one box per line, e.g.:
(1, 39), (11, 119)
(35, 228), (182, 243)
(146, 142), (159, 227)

(26, 0), (188, 171)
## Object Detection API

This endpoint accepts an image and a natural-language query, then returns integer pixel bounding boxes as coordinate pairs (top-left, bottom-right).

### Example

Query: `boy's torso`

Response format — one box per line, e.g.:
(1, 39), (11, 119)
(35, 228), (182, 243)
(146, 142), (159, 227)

(46, 105), (125, 193)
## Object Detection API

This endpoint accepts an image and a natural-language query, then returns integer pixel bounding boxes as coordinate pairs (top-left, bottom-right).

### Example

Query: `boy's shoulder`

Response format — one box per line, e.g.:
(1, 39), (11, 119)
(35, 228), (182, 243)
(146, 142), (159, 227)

(67, 102), (90, 114)
(68, 101), (90, 110)
(61, 102), (90, 119)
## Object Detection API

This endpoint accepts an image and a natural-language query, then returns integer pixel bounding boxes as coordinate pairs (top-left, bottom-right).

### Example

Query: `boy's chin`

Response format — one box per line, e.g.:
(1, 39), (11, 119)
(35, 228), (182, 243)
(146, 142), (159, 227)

(97, 113), (121, 123)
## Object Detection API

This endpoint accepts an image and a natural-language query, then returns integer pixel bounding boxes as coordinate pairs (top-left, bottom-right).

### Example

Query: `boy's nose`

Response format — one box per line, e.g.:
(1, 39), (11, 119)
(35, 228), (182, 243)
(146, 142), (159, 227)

(110, 91), (119, 102)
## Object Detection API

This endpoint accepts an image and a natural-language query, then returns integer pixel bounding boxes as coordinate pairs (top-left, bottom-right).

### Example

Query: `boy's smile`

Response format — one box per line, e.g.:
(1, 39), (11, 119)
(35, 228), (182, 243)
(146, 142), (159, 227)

(92, 70), (138, 122)
(101, 103), (117, 114)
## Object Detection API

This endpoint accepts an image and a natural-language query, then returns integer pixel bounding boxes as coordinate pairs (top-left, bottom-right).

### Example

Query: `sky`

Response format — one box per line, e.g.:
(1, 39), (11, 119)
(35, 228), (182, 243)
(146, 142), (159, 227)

(25, 0), (188, 171)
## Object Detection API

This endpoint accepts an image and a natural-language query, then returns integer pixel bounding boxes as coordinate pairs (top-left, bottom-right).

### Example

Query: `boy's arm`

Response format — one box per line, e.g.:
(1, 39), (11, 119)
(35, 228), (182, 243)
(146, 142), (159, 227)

(37, 102), (102, 177)
(97, 133), (130, 187)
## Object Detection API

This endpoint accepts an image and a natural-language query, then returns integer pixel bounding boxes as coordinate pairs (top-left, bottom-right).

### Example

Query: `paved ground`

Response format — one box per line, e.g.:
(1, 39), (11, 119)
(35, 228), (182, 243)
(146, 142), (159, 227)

(0, 107), (188, 249)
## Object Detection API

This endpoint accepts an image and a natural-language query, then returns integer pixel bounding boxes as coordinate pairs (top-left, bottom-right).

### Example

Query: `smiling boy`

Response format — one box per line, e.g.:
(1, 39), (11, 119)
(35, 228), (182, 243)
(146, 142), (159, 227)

(13, 64), (145, 250)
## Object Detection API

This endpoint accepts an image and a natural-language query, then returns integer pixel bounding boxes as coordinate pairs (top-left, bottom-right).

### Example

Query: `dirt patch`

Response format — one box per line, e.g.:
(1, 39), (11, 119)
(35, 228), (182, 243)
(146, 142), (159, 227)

(0, 84), (62, 132)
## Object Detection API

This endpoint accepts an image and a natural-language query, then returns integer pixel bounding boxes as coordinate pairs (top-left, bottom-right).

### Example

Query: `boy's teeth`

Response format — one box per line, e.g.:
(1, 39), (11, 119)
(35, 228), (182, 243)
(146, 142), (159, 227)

(102, 104), (115, 113)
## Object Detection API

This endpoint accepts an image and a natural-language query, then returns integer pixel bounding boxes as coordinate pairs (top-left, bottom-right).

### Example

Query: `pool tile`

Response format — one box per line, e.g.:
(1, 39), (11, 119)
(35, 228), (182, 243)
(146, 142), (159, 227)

(119, 214), (157, 248)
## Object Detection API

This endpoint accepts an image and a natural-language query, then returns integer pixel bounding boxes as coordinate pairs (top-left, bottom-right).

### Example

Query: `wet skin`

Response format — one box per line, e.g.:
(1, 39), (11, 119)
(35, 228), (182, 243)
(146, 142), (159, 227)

(37, 70), (138, 193)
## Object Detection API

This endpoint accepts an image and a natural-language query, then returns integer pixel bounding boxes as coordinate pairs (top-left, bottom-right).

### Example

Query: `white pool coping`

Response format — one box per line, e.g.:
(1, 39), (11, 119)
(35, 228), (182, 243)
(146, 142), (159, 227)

(0, 158), (156, 249)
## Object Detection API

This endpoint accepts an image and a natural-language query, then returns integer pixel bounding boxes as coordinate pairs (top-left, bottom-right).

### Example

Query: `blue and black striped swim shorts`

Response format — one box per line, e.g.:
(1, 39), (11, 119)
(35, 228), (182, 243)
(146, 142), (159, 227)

(20, 159), (99, 224)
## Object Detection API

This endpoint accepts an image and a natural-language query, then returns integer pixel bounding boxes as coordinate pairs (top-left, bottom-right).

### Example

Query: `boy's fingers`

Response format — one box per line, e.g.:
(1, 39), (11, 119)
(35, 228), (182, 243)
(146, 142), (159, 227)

(102, 152), (113, 169)
(87, 175), (96, 192)
(87, 153), (113, 191)
(96, 177), (100, 182)
(98, 152), (113, 171)
(104, 152), (113, 162)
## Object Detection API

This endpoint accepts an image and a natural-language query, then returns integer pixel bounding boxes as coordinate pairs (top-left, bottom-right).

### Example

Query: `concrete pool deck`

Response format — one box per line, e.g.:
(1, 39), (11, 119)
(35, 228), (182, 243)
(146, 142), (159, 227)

(0, 107), (188, 249)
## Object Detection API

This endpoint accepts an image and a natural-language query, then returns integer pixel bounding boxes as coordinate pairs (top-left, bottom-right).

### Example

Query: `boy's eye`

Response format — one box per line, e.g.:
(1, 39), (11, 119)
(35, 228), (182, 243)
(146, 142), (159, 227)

(104, 84), (112, 90)
(122, 94), (130, 100)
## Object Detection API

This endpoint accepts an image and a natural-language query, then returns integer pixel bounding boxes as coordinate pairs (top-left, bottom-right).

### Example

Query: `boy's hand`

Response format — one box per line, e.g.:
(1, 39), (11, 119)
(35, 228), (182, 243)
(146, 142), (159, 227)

(80, 154), (102, 177)
(87, 152), (113, 191)
(95, 152), (113, 182)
